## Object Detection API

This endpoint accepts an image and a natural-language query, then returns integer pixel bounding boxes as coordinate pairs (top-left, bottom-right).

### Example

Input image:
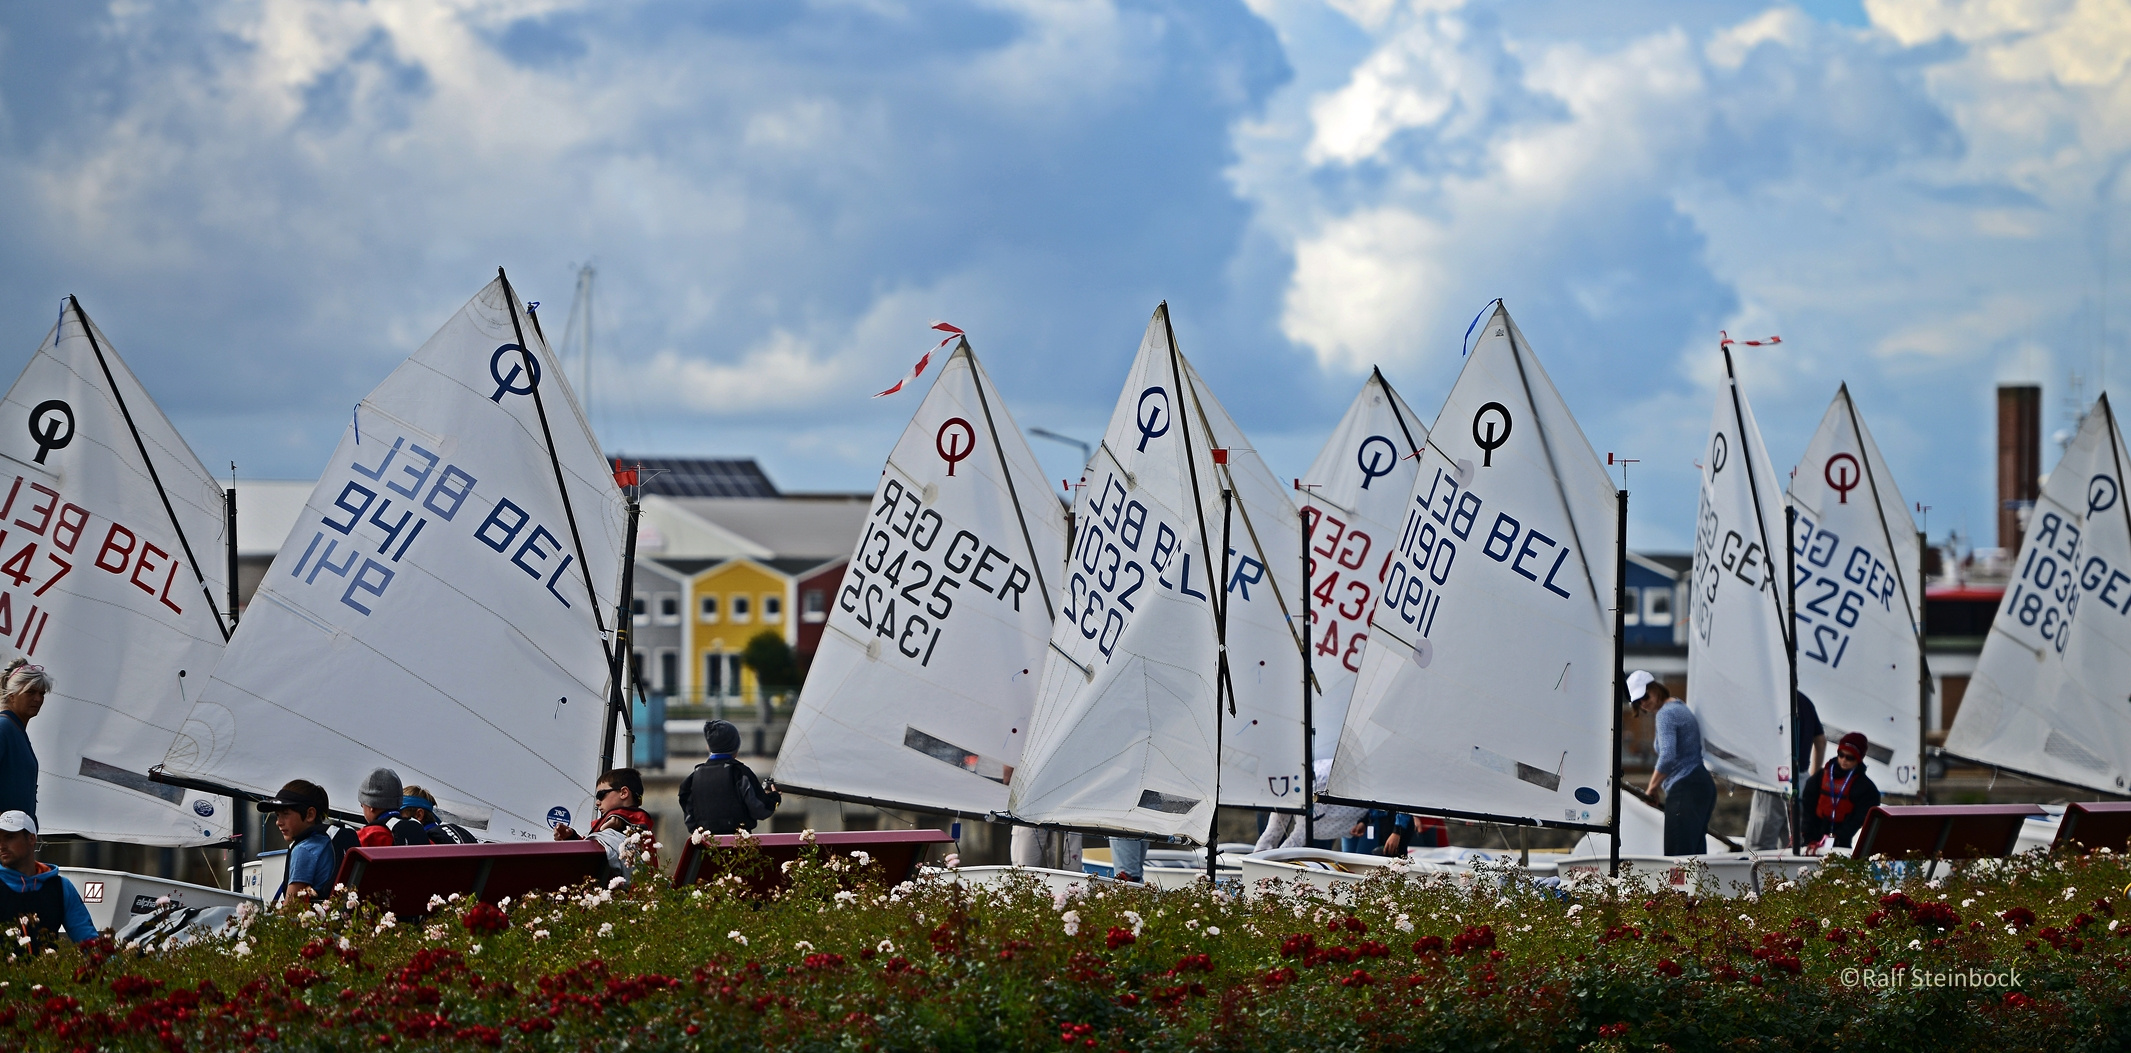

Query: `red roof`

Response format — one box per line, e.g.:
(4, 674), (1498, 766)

(1926, 584), (2005, 602)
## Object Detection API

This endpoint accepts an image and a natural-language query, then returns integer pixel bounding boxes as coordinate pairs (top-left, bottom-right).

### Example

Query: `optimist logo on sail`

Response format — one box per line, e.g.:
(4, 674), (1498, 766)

(26, 400), (74, 464)
(488, 345), (540, 402)
(1355, 436), (1396, 489)
(1134, 388), (1169, 452)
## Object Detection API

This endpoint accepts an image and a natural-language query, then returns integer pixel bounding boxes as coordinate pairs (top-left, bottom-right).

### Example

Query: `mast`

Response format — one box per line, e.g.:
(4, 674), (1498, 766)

(1301, 504), (1315, 845)
(1610, 489), (1627, 877)
(1160, 305), (1224, 847)
(225, 469), (240, 628)
(1918, 529), (1931, 804)
(1210, 486), (1233, 880)
(1786, 505), (1800, 850)
(495, 268), (617, 676)
(68, 297), (232, 642)
(602, 479), (642, 773)
(964, 338), (1054, 615)
(1721, 343), (1795, 800)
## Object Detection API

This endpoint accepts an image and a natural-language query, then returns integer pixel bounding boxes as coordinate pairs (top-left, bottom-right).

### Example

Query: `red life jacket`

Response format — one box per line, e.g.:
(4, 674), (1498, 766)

(1815, 764), (1861, 823)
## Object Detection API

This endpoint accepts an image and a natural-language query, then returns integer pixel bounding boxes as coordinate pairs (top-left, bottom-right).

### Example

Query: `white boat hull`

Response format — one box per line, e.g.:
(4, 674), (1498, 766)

(58, 867), (257, 934)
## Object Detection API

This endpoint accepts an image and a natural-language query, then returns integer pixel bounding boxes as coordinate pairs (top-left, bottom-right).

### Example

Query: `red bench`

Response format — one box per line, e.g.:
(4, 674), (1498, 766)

(2052, 802), (2131, 854)
(330, 841), (610, 917)
(672, 829), (954, 893)
(1853, 804), (2047, 878)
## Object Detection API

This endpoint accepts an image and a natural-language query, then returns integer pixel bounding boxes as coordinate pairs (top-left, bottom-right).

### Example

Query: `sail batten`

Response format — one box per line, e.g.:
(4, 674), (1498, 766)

(1686, 348), (1793, 793)
(1786, 385), (1923, 792)
(2, 301), (233, 845)
(773, 341), (1067, 819)
(162, 277), (623, 842)
(1009, 306), (1308, 840)
(1324, 303), (1619, 830)
(1944, 396), (2131, 795)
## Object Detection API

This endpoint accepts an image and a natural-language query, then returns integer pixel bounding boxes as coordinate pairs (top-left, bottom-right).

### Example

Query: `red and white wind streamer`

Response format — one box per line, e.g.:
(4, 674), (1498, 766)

(872, 322), (965, 398)
(1719, 331), (1782, 347)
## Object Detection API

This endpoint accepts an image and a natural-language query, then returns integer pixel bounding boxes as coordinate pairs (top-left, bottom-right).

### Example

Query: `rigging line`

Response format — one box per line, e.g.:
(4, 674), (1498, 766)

(496, 269), (614, 671)
(1372, 366), (1424, 456)
(66, 297), (232, 643)
(1837, 385), (1923, 634)
(1499, 310), (1606, 622)
(962, 338), (1054, 616)
(1176, 359), (1307, 658)
(1160, 304), (1223, 635)
(1723, 345), (1795, 652)
(2104, 394), (2131, 568)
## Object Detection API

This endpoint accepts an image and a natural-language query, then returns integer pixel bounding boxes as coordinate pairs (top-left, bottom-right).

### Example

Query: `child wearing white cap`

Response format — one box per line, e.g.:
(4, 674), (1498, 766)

(0, 810), (97, 947)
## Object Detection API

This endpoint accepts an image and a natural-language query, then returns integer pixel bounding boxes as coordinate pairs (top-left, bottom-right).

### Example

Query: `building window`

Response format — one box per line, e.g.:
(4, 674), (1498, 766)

(1642, 588), (1673, 626)
(731, 595), (751, 623)
(763, 595), (782, 624)
(658, 650), (679, 694)
(630, 649), (646, 690)
(658, 595), (680, 624)
(699, 595), (718, 623)
(803, 590), (826, 623)
(631, 597), (648, 623)
(704, 653), (744, 698)
(1621, 587), (1640, 626)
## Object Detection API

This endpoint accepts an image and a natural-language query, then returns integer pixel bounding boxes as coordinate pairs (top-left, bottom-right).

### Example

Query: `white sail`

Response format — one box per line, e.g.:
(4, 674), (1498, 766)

(1786, 385), (1923, 792)
(1945, 397), (2131, 795)
(1324, 302), (1619, 829)
(0, 301), (232, 845)
(1298, 369), (1427, 762)
(1685, 347), (1792, 793)
(774, 341), (1067, 816)
(1009, 304), (1307, 840)
(164, 276), (623, 842)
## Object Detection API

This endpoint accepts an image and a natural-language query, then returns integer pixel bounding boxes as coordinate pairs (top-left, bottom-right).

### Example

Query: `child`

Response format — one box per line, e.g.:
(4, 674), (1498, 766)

(0, 810), (96, 948)
(258, 780), (342, 909)
(355, 768), (429, 847)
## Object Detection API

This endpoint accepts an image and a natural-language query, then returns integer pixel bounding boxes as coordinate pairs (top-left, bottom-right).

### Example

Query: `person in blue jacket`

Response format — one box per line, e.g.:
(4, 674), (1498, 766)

(0, 809), (96, 948)
(0, 660), (53, 821)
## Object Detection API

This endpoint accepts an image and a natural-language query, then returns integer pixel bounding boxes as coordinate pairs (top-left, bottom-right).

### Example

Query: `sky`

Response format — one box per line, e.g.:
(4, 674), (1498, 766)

(1, 0), (2125, 554)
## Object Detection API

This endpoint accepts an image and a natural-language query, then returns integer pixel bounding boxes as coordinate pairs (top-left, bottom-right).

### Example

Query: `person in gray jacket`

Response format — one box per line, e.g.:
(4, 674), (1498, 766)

(1631, 670), (1715, 857)
(680, 720), (780, 835)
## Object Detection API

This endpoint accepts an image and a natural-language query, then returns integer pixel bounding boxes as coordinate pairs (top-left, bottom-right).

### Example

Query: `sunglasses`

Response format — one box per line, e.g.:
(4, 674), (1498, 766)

(594, 787), (628, 800)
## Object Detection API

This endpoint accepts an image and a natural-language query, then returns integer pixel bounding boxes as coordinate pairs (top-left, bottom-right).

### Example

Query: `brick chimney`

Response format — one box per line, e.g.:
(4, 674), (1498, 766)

(1997, 385), (2041, 552)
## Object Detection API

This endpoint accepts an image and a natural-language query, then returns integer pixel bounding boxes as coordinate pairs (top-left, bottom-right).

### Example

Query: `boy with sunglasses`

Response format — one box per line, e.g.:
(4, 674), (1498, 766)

(552, 768), (658, 882)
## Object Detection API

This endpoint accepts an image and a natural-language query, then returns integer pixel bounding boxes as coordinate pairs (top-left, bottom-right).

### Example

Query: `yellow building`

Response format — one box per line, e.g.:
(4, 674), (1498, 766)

(675, 556), (832, 701)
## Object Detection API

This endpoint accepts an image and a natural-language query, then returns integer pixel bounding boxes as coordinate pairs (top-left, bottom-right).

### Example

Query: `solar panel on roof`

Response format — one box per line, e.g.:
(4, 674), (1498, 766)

(606, 455), (780, 498)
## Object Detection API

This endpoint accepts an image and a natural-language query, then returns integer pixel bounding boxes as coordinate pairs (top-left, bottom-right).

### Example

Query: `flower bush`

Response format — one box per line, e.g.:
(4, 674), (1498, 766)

(5, 845), (2131, 1050)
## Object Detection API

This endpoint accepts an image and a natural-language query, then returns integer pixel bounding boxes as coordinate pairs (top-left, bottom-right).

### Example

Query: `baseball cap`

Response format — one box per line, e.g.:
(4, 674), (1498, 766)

(257, 780), (329, 815)
(1625, 670), (1656, 704)
(0, 810), (35, 835)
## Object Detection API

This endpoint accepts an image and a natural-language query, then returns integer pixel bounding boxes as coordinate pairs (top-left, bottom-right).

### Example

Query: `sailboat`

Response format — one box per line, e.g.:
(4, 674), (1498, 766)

(158, 273), (626, 846)
(5, 298), (258, 931)
(774, 337), (1068, 821)
(1685, 344), (1793, 794)
(1298, 370), (1428, 765)
(1320, 302), (1622, 849)
(1944, 396), (2131, 798)
(1786, 385), (1924, 795)
(1008, 304), (1306, 851)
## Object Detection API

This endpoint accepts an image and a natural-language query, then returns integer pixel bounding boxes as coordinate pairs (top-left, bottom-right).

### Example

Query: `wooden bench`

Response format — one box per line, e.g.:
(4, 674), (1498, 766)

(330, 841), (610, 916)
(672, 829), (953, 892)
(1853, 804), (2047, 878)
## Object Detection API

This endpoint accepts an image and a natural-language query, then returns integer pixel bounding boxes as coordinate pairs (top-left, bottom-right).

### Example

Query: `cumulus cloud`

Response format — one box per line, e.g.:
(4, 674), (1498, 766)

(1234, 0), (2131, 547)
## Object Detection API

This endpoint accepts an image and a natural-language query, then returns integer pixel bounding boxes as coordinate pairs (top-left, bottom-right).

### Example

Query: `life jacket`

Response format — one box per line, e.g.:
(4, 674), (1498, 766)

(423, 821), (479, 845)
(592, 806), (659, 875)
(0, 865), (65, 955)
(360, 811), (431, 847)
(1815, 764), (1862, 824)
(686, 758), (770, 835)
(277, 824), (356, 904)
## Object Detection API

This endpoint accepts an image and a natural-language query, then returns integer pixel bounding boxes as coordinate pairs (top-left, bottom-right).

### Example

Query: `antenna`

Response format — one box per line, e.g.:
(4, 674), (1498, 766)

(1606, 452), (1638, 490)
(1029, 427), (1091, 466)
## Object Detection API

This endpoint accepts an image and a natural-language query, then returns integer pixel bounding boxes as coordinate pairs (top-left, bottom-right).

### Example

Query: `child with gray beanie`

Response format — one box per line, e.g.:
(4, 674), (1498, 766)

(680, 720), (780, 835)
(355, 767), (430, 847)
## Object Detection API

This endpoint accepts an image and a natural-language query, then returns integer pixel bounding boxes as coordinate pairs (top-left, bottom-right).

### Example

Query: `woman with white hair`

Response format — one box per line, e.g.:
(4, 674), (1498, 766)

(0, 658), (53, 821)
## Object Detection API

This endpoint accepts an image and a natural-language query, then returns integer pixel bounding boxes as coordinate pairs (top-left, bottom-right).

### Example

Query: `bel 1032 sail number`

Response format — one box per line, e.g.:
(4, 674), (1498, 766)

(841, 477), (1036, 666)
(1066, 471), (1263, 662)
(1383, 466), (1578, 639)
(1788, 514), (1899, 669)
